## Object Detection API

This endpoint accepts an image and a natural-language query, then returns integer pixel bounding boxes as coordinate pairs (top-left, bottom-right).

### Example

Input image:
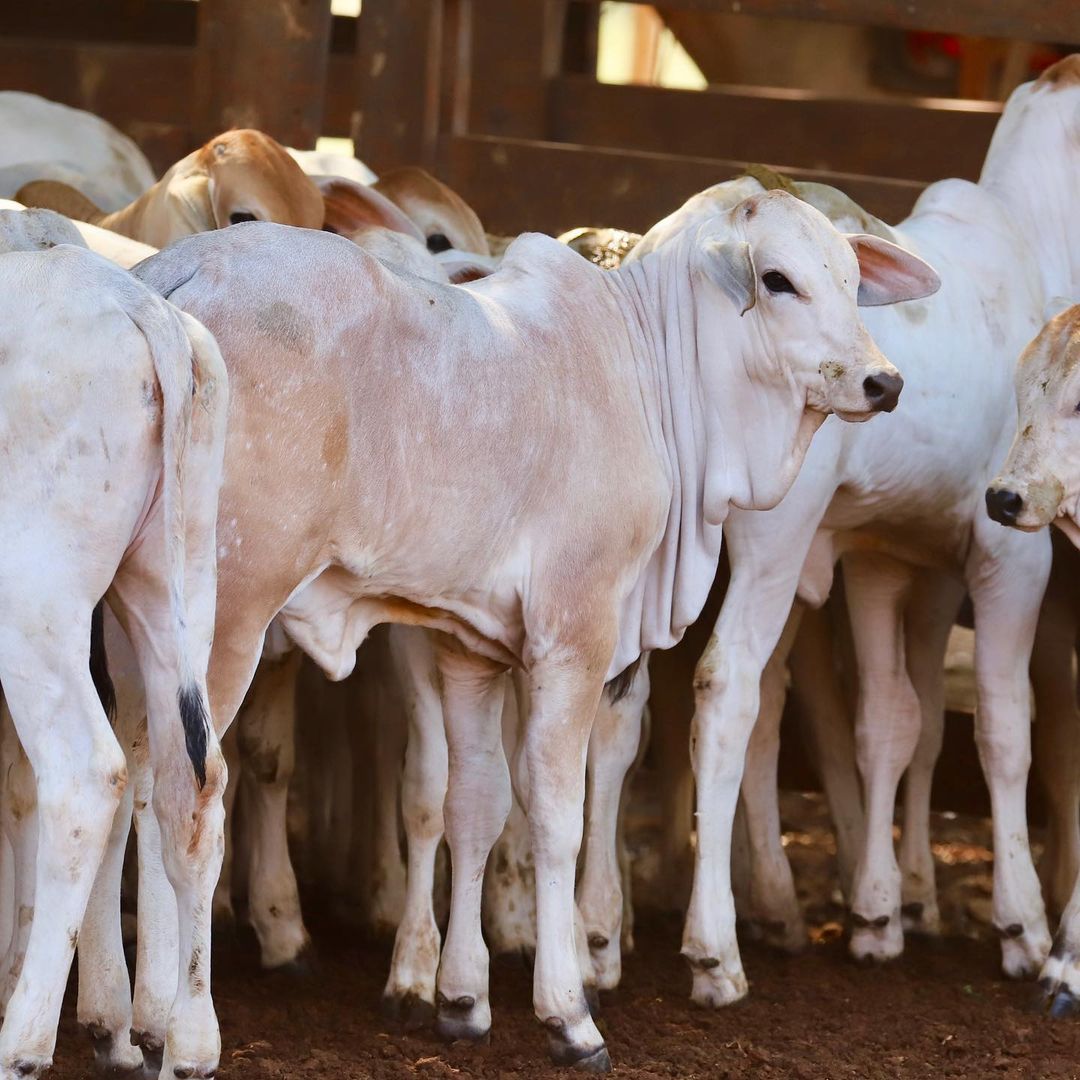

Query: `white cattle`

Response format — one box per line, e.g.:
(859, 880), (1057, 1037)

(0, 243), (228, 1079)
(127, 187), (933, 1068)
(0, 92), (155, 210)
(642, 56), (1080, 1011)
(986, 304), (1080, 1015)
(0, 199), (157, 267)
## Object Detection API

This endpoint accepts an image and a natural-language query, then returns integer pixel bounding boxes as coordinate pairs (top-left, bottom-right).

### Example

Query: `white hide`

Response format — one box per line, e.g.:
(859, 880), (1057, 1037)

(661, 62), (1080, 1010)
(0, 93), (155, 210)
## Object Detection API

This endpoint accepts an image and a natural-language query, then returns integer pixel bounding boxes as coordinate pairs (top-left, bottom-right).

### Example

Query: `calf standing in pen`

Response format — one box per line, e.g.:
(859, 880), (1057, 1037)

(0, 243), (228, 1079)
(652, 57), (1080, 1012)
(128, 187), (934, 1069)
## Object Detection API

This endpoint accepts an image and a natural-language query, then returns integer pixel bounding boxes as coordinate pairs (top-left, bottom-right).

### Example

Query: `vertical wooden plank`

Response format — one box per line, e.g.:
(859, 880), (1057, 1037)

(353, 0), (443, 170)
(440, 0), (473, 137)
(467, 0), (568, 139)
(195, 0), (333, 147)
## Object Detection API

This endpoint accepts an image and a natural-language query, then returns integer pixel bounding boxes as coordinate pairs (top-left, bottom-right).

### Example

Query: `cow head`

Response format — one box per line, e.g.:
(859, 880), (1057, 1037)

(694, 190), (938, 422)
(196, 130), (325, 231)
(986, 305), (1080, 542)
(372, 166), (490, 257)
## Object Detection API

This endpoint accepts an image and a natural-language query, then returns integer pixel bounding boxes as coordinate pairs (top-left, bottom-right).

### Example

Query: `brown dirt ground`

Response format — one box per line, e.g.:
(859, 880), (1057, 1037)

(45, 793), (1080, 1080)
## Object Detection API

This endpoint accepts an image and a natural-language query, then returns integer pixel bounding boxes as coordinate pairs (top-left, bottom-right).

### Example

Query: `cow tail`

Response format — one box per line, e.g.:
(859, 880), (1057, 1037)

(126, 289), (210, 788)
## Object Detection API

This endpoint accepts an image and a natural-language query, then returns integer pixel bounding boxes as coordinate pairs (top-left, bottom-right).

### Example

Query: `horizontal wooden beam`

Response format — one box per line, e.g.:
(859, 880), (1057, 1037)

(437, 133), (924, 236)
(0, 37), (358, 173)
(572, 0), (1080, 45)
(551, 76), (1001, 184)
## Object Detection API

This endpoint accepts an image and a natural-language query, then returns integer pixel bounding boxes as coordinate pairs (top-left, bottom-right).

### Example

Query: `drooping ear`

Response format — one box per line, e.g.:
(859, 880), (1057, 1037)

(847, 233), (941, 307)
(313, 175), (425, 242)
(434, 249), (496, 284)
(16, 180), (107, 226)
(701, 239), (757, 316)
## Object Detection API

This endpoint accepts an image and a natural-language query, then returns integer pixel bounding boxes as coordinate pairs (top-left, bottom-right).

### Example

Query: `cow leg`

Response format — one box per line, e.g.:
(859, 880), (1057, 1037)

(789, 600), (863, 903)
(1031, 587), (1080, 920)
(0, 704), (36, 1015)
(682, 502), (823, 1007)
(741, 607), (807, 953)
(236, 652), (310, 969)
(484, 678), (537, 959)
(369, 674), (408, 935)
(578, 661), (650, 990)
(212, 727), (241, 929)
(519, 651), (610, 1070)
(898, 571), (962, 937)
(432, 644), (511, 1044)
(0, 603), (127, 1080)
(843, 551), (921, 963)
(383, 627), (447, 1028)
(967, 525), (1052, 979)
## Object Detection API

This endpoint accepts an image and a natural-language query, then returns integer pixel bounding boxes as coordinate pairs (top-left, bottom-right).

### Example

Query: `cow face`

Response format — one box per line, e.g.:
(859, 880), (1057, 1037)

(695, 190), (939, 421)
(987, 307), (1080, 540)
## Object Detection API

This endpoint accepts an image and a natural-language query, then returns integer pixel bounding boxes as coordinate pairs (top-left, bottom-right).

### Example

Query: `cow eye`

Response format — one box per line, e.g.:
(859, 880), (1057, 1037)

(229, 211), (258, 225)
(763, 270), (797, 295)
(427, 232), (452, 253)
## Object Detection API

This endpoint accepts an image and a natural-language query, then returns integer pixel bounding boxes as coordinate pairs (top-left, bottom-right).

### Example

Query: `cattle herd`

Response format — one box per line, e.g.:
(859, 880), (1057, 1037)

(0, 52), (1076, 1080)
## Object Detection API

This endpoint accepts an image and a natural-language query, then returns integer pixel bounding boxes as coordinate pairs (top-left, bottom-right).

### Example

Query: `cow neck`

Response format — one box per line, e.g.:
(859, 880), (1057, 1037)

(604, 234), (807, 665)
(978, 79), (1080, 306)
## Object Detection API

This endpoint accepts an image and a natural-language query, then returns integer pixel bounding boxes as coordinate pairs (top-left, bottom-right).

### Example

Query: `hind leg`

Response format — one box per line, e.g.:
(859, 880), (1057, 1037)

(383, 628), (447, 1026)
(899, 571), (963, 937)
(237, 652), (310, 969)
(0, 600), (128, 1080)
(577, 661), (650, 990)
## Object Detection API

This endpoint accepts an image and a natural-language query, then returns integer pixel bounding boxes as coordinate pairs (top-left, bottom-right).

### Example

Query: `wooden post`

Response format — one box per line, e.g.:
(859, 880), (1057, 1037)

(353, 0), (445, 171)
(196, 0), (333, 148)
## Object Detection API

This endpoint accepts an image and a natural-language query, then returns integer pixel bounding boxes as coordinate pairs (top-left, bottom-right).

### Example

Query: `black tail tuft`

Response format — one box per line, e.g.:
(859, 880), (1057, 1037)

(89, 602), (117, 723)
(178, 683), (209, 789)
(604, 656), (642, 705)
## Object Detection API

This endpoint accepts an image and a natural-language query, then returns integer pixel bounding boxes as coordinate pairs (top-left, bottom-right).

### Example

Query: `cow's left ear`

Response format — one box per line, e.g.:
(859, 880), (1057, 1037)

(701, 239), (757, 316)
(847, 233), (941, 307)
(314, 175), (425, 242)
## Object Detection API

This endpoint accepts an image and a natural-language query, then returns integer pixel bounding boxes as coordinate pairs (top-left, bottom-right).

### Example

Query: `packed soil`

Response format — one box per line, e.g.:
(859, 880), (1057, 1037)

(46, 793), (1080, 1080)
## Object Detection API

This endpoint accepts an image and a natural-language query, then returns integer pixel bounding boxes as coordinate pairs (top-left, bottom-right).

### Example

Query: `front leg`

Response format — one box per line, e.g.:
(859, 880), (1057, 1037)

(683, 501), (824, 1007)
(967, 521), (1052, 978)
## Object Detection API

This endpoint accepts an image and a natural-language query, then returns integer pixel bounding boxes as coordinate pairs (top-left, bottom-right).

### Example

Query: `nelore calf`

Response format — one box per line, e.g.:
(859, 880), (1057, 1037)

(132, 190), (935, 1070)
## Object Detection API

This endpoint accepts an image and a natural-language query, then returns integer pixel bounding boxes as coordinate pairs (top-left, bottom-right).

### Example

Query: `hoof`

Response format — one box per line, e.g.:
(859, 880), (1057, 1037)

(8, 1058), (51, 1079)
(131, 1031), (163, 1077)
(1048, 986), (1080, 1019)
(435, 992), (490, 1043)
(381, 991), (436, 1031)
(547, 1028), (610, 1072)
(1001, 927), (1051, 981)
(84, 1022), (143, 1075)
(685, 954), (748, 1008)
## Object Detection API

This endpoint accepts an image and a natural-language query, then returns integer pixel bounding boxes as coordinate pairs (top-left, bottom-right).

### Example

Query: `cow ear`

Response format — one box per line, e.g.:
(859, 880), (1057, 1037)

(435, 249), (496, 284)
(701, 239), (757, 316)
(313, 175), (425, 242)
(847, 233), (941, 307)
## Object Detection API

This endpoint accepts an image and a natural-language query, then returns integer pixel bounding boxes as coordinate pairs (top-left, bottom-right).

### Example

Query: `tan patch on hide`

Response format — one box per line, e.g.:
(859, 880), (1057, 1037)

(321, 411), (348, 472)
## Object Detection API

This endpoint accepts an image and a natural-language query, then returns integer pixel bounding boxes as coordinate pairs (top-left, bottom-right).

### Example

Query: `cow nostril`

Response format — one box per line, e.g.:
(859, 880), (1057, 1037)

(863, 372), (903, 413)
(985, 487), (1024, 525)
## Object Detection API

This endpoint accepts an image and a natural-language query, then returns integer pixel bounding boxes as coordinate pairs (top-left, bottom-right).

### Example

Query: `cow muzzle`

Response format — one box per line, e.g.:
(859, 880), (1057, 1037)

(985, 486), (1024, 527)
(863, 371), (903, 413)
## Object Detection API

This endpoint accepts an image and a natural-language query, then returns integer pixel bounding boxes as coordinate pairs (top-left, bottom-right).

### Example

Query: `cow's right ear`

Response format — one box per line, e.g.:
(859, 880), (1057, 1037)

(313, 175), (425, 242)
(700, 239), (757, 316)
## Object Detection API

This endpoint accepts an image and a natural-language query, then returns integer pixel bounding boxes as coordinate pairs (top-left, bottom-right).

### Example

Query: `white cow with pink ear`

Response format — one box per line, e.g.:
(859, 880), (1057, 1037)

(647, 54), (1080, 1013)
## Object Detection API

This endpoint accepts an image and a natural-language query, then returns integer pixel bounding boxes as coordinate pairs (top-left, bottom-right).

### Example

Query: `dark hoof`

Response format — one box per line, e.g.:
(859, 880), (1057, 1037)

(1044, 982), (1080, 1019)
(381, 991), (436, 1031)
(131, 1031), (163, 1076)
(518, 946), (536, 972)
(267, 944), (317, 977)
(548, 1036), (611, 1072)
